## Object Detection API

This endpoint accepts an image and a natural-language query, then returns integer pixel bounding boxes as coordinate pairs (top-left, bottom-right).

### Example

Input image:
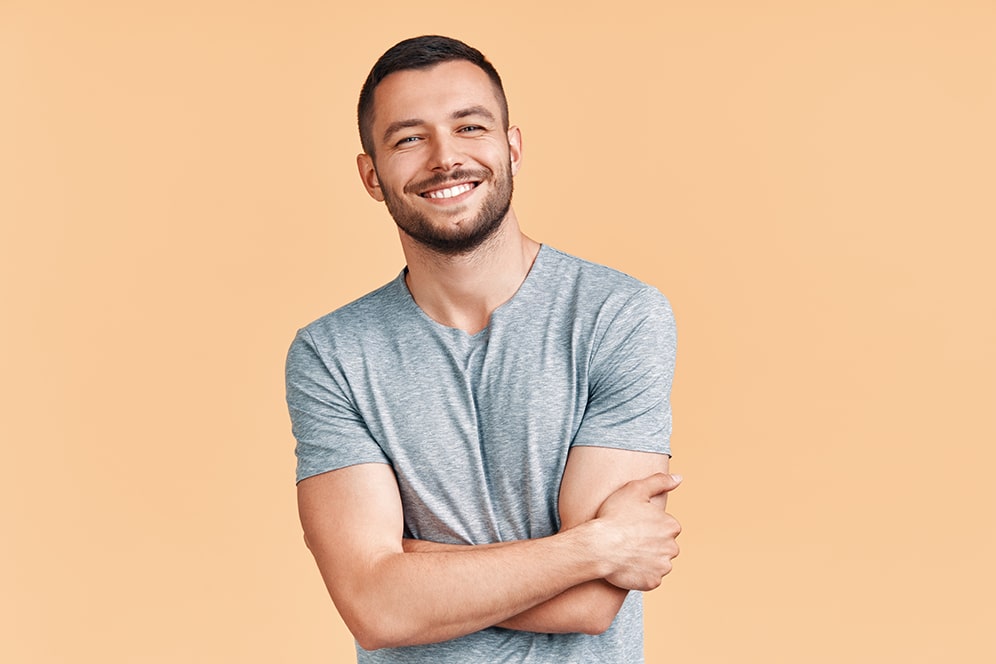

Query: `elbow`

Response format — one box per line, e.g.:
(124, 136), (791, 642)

(571, 584), (627, 635)
(354, 631), (395, 653)
(345, 610), (410, 651)
(345, 603), (428, 651)
(582, 618), (614, 637)
(354, 623), (439, 651)
(576, 606), (617, 636)
(532, 592), (620, 635)
(350, 620), (405, 652)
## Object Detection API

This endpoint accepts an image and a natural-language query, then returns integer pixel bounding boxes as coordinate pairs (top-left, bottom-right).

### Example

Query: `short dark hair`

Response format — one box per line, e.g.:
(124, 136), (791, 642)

(357, 35), (509, 155)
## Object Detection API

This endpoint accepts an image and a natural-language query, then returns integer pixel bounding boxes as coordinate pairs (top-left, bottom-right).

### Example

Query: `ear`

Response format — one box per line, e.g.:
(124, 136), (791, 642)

(356, 153), (385, 202)
(507, 126), (523, 177)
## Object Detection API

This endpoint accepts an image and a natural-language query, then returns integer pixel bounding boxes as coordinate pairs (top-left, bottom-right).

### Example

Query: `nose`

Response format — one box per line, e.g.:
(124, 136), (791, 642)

(428, 134), (463, 172)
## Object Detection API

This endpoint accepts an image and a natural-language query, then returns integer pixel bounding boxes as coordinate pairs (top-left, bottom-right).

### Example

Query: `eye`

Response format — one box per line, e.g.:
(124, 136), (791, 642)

(458, 125), (485, 134)
(395, 135), (421, 147)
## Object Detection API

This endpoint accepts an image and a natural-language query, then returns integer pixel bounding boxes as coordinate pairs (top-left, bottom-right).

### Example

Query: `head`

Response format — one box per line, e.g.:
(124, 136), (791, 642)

(355, 37), (521, 255)
(358, 35), (509, 158)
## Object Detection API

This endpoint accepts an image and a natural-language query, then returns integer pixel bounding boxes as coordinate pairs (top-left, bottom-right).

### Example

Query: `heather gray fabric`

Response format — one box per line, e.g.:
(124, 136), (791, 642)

(286, 245), (676, 663)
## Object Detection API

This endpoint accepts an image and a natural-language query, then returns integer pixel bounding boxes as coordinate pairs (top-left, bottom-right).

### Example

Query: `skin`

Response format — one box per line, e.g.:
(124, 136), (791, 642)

(298, 59), (682, 650)
(372, 106), (514, 255)
(358, 60), (518, 261)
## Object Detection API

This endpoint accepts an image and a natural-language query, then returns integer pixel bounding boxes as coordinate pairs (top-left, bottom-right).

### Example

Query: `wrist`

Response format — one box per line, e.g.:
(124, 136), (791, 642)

(563, 519), (614, 580)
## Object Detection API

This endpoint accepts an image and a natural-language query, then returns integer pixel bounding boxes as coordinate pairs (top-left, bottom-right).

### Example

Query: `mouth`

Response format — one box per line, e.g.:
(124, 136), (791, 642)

(419, 181), (480, 200)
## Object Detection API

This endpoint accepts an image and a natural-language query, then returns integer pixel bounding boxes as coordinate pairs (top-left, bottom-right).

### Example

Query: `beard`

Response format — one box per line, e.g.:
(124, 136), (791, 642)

(380, 163), (514, 255)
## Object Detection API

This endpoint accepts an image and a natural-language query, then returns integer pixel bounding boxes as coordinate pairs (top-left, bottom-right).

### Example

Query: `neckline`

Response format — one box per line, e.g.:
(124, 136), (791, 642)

(395, 244), (549, 339)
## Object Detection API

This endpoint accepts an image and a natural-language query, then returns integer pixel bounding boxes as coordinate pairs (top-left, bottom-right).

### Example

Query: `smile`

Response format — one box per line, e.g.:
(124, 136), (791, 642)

(421, 182), (478, 199)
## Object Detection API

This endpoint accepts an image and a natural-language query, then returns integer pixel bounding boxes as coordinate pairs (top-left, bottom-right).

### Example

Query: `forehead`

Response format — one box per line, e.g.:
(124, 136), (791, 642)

(370, 60), (502, 128)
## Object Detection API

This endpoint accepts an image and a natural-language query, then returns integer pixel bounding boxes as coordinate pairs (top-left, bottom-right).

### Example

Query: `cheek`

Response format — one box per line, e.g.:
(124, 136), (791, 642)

(384, 156), (425, 186)
(481, 144), (512, 169)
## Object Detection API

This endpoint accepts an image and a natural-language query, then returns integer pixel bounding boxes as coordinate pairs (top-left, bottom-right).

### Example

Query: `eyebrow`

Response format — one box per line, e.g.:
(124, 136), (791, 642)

(381, 106), (497, 144)
(382, 118), (425, 144)
(452, 105), (496, 122)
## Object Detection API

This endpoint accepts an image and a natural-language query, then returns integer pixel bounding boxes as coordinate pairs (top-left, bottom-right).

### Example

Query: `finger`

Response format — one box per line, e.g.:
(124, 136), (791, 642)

(631, 472), (682, 498)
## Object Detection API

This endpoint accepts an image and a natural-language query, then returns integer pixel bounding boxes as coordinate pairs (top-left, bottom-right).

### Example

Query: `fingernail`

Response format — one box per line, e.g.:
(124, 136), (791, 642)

(670, 474), (683, 482)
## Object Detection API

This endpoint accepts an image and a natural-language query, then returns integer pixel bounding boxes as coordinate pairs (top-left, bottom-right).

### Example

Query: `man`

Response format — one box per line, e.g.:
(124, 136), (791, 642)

(286, 35), (680, 663)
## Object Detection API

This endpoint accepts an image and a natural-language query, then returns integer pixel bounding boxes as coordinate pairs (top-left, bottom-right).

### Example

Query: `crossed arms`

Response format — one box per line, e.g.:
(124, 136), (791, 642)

(298, 444), (681, 651)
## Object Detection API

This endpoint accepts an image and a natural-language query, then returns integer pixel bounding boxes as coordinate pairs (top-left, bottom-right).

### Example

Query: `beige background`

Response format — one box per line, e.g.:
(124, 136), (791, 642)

(3, 1), (994, 662)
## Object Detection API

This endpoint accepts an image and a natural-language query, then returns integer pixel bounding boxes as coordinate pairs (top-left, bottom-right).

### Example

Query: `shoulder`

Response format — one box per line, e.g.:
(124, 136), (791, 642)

(305, 275), (402, 331)
(298, 274), (406, 340)
(539, 245), (674, 326)
(287, 273), (411, 368)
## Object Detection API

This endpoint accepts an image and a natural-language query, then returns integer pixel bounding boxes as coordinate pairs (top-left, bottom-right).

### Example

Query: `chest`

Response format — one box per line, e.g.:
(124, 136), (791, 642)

(346, 323), (592, 542)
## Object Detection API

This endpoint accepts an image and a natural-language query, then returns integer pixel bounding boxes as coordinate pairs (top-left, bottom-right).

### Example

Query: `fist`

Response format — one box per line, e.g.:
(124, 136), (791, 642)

(596, 473), (682, 591)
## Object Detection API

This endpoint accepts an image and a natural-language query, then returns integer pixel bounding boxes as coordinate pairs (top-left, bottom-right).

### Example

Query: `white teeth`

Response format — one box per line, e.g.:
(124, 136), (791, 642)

(425, 183), (475, 199)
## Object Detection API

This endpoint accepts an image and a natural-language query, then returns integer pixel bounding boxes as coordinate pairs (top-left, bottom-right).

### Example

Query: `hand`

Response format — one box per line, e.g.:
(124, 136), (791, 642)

(593, 473), (682, 591)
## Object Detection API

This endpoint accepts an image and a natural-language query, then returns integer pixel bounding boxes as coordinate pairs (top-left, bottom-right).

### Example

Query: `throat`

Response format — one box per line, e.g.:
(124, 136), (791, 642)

(402, 233), (541, 336)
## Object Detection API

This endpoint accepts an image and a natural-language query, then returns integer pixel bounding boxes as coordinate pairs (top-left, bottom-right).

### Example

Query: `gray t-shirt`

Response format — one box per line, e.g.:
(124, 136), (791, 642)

(286, 245), (676, 663)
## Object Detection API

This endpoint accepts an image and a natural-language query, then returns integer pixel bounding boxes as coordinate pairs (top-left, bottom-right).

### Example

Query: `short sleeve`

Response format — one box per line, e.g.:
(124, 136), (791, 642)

(571, 287), (677, 456)
(285, 328), (390, 483)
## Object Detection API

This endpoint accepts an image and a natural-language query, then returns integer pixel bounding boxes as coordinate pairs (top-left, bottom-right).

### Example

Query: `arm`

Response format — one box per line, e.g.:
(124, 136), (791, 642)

(298, 461), (679, 650)
(405, 446), (678, 635)
(403, 288), (681, 635)
(500, 445), (675, 633)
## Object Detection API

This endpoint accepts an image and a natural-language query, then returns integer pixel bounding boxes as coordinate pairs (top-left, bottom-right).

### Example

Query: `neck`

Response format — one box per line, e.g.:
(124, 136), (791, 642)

(400, 209), (541, 335)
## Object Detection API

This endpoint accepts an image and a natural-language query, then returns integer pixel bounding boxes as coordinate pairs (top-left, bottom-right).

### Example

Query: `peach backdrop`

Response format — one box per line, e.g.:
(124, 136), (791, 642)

(3, 1), (994, 662)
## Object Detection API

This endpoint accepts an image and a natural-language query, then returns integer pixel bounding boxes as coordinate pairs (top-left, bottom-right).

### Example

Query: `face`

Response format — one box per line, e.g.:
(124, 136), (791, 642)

(357, 60), (522, 255)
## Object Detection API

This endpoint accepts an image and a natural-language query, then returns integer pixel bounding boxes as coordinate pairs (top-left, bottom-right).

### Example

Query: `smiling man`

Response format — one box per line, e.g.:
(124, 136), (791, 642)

(286, 35), (681, 663)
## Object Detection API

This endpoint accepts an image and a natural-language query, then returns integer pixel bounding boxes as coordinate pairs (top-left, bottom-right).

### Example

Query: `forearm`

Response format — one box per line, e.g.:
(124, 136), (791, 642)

(300, 462), (679, 650)
(495, 580), (627, 634)
(330, 524), (611, 650)
(403, 539), (627, 634)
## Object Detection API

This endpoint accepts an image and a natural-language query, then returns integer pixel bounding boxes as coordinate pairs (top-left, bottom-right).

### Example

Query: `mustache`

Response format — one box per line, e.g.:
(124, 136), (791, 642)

(404, 169), (491, 195)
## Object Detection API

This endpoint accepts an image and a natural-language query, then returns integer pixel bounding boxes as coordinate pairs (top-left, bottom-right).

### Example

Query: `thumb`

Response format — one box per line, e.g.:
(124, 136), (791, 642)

(634, 472), (683, 498)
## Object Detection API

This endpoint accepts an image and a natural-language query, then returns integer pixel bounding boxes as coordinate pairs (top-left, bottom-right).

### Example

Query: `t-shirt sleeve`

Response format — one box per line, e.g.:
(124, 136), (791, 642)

(285, 328), (390, 483)
(571, 287), (677, 456)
